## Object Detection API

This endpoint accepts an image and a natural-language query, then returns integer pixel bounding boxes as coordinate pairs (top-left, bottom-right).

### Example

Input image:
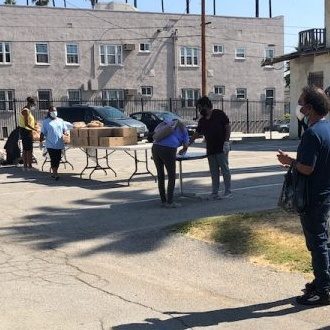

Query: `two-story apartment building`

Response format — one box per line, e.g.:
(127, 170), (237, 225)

(0, 2), (284, 137)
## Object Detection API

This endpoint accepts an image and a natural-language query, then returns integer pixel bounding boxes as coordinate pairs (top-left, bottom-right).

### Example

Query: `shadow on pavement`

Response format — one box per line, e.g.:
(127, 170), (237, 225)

(112, 298), (306, 329)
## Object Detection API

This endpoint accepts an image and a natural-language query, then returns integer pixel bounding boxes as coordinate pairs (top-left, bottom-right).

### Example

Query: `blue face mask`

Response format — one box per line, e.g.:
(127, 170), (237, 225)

(49, 111), (57, 119)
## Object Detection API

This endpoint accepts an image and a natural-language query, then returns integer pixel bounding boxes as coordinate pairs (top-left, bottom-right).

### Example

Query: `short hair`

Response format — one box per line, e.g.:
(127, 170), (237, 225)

(196, 96), (213, 109)
(26, 97), (35, 105)
(302, 85), (330, 116)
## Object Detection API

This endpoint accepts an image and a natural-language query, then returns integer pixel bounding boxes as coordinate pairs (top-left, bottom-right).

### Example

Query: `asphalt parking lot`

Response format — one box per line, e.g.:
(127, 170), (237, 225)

(0, 137), (329, 329)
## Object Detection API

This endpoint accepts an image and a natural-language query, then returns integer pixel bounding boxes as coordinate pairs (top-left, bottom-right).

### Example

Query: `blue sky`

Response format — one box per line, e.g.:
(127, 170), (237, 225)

(3, 0), (325, 53)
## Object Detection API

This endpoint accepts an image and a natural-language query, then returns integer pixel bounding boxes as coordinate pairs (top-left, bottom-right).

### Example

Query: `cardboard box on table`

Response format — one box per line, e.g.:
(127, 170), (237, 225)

(99, 136), (137, 147)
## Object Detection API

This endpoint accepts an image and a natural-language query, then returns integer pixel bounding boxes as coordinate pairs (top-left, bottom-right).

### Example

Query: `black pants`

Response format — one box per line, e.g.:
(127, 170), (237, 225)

(47, 148), (62, 169)
(152, 144), (177, 204)
(19, 127), (33, 151)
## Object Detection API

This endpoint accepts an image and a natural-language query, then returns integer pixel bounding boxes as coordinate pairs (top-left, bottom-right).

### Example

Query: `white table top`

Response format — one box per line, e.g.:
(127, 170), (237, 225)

(71, 143), (153, 151)
(176, 151), (207, 161)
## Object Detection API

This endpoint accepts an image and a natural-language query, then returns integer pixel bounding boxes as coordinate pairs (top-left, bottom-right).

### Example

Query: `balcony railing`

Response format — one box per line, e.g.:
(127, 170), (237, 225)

(298, 28), (326, 51)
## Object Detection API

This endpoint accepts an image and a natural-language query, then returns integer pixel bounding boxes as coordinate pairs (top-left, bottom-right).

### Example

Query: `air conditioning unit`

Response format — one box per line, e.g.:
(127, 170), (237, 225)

(124, 89), (137, 97)
(123, 44), (135, 51)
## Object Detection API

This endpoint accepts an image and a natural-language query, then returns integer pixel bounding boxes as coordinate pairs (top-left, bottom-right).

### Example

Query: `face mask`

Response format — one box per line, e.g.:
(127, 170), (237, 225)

(49, 111), (57, 119)
(30, 106), (36, 111)
(199, 108), (208, 117)
(295, 105), (305, 121)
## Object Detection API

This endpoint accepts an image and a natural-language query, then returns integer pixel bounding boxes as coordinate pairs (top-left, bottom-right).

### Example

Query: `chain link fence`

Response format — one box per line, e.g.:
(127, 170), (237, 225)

(0, 98), (289, 140)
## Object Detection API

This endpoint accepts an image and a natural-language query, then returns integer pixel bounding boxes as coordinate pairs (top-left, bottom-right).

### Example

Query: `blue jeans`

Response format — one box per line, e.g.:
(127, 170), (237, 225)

(300, 198), (330, 292)
(207, 152), (231, 195)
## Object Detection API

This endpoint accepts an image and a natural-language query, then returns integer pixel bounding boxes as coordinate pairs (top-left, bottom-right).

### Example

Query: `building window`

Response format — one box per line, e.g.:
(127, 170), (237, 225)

(0, 42), (11, 64)
(214, 85), (225, 96)
(235, 47), (246, 60)
(35, 43), (49, 64)
(265, 47), (275, 61)
(66, 43), (79, 65)
(181, 89), (200, 107)
(141, 86), (153, 97)
(213, 44), (224, 54)
(68, 89), (81, 106)
(180, 47), (198, 67)
(308, 71), (324, 88)
(139, 43), (150, 52)
(100, 45), (122, 65)
(38, 90), (52, 110)
(236, 88), (247, 99)
(265, 88), (275, 105)
(102, 89), (124, 109)
(0, 90), (14, 111)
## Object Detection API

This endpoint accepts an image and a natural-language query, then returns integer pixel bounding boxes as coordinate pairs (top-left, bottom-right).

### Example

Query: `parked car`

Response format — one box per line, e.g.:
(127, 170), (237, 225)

(56, 105), (148, 139)
(263, 120), (290, 133)
(129, 111), (197, 141)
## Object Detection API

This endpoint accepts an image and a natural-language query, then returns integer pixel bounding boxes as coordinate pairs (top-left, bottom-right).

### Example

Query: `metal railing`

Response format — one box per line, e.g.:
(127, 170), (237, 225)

(298, 28), (326, 52)
(0, 98), (289, 140)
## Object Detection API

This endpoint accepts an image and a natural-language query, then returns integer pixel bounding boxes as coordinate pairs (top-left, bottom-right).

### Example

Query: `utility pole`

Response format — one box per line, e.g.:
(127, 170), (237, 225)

(213, 0), (216, 15)
(201, 0), (206, 96)
(186, 0), (189, 14)
(256, 0), (259, 17)
(269, 0), (272, 18)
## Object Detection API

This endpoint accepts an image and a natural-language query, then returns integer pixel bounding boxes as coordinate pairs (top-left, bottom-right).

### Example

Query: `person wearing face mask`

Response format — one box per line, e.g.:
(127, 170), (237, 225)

(277, 85), (330, 306)
(40, 106), (68, 180)
(18, 96), (38, 170)
(181, 96), (232, 200)
(296, 104), (308, 139)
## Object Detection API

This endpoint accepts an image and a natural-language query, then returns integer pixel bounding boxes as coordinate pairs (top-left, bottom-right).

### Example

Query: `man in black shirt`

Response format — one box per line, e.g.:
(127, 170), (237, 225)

(181, 96), (232, 199)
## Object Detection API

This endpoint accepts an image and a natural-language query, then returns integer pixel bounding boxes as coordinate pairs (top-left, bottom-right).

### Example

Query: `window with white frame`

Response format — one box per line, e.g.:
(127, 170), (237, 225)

(265, 47), (275, 61)
(68, 89), (81, 106)
(181, 89), (200, 108)
(102, 89), (124, 109)
(35, 43), (49, 64)
(180, 47), (198, 66)
(141, 86), (153, 97)
(100, 45), (122, 65)
(139, 43), (150, 52)
(265, 88), (275, 105)
(0, 42), (11, 64)
(0, 90), (14, 111)
(66, 43), (79, 65)
(235, 47), (246, 60)
(38, 90), (52, 110)
(213, 44), (224, 54)
(214, 85), (225, 96)
(236, 88), (247, 99)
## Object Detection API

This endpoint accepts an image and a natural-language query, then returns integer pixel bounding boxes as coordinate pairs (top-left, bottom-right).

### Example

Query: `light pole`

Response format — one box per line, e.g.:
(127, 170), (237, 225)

(201, 0), (207, 96)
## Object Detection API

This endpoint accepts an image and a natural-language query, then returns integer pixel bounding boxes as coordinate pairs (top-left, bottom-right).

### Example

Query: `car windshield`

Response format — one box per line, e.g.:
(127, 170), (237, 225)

(95, 107), (128, 120)
(157, 112), (182, 121)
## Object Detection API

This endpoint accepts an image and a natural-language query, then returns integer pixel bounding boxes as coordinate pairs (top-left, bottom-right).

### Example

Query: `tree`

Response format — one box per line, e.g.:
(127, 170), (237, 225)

(4, 0), (16, 4)
(32, 0), (49, 5)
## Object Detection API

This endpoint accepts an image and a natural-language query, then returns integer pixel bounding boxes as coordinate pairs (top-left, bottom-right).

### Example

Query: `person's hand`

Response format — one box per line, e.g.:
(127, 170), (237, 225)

(178, 146), (188, 155)
(223, 141), (230, 154)
(277, 149), (293, 167)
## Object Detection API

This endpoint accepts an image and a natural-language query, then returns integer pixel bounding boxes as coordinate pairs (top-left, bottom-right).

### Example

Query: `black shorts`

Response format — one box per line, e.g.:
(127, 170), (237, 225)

(19, 127), (33, 151)
(47, 148), (62, 169)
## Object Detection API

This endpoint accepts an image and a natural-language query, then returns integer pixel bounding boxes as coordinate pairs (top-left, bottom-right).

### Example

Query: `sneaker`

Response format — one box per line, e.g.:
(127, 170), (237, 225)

(296, 290), (330, 306)
(303, 281), (316, 294)
(165, 202), (182, 208)
(206, 193), (222, 201)
(222, 192), (233, 199)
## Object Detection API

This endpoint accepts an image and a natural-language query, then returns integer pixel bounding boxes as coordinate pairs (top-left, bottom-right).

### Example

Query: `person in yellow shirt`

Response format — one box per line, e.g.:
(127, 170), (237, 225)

(18, 97), (37, 170)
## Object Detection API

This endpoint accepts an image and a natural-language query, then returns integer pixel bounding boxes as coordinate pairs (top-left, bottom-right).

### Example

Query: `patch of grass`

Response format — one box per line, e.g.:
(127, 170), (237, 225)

(173, 209), (312, 273)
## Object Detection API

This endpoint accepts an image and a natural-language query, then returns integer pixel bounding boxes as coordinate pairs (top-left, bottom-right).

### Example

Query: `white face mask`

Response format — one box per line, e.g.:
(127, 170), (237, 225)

(30, 106), (36, 111)
(295, 105), (305, 121)
(49, 111), (57, 119)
